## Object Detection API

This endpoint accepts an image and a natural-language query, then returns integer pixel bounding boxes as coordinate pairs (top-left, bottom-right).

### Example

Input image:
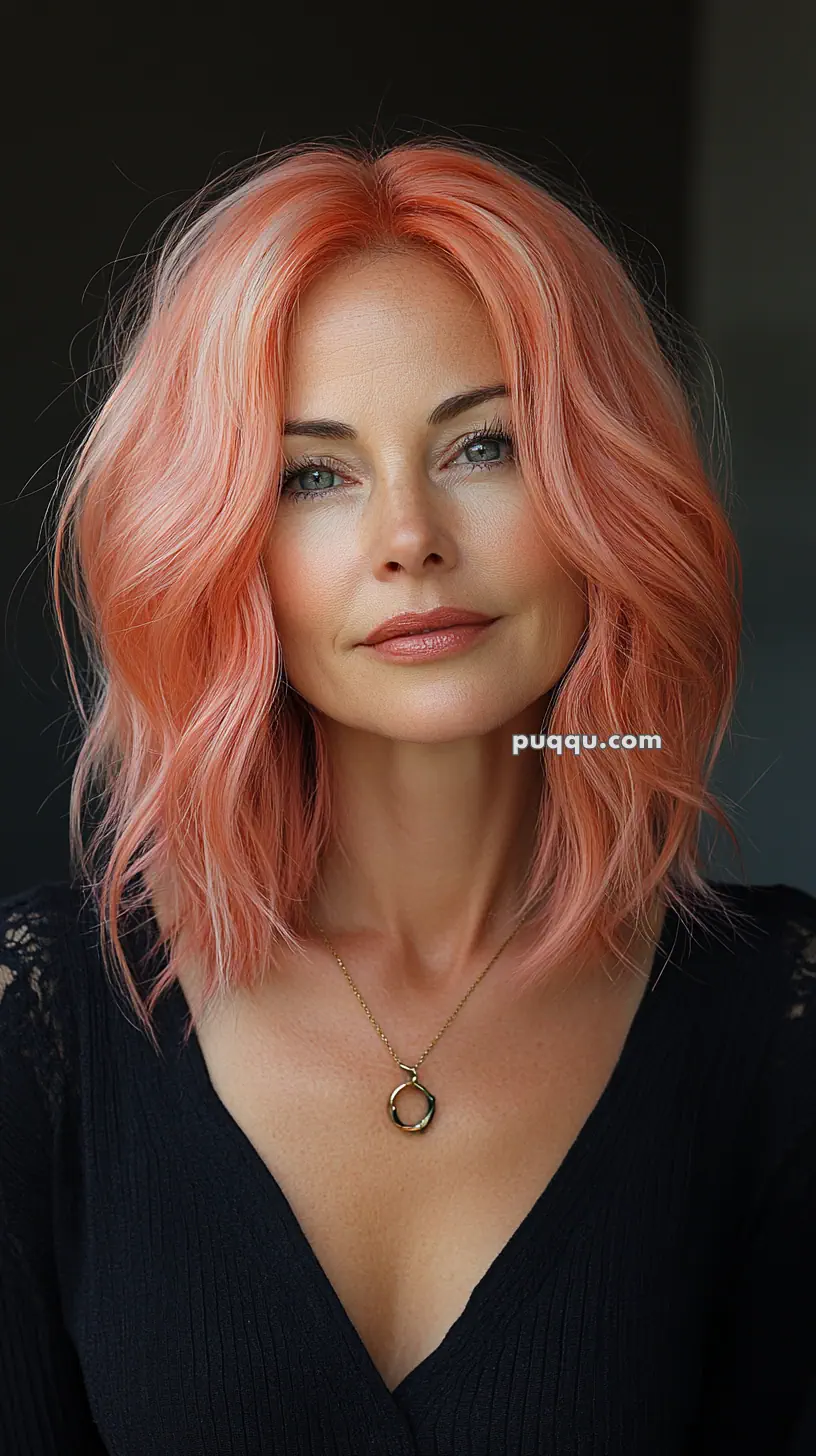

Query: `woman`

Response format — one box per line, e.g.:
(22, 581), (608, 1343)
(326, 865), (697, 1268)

(1, 134), (815, 1455)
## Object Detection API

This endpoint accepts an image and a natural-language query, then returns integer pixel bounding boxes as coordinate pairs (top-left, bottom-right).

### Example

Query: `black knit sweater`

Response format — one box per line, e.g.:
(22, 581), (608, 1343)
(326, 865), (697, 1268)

(1, 876), (816, 1454)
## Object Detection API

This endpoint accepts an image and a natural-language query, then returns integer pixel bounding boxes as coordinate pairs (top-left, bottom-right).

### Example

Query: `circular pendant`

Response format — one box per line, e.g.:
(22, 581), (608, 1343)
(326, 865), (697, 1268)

(389, 1062), (436, 1133)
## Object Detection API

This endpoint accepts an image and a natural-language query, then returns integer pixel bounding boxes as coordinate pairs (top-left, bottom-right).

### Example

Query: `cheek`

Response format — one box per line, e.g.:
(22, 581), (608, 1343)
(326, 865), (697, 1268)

(511, 545), (588, 665)
(263, 525), (352, 650)
(501, 522), (584, 617)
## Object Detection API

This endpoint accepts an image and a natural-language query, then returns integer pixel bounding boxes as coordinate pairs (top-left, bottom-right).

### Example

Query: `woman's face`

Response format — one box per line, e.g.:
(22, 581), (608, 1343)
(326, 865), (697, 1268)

(263, 247), (587, 742)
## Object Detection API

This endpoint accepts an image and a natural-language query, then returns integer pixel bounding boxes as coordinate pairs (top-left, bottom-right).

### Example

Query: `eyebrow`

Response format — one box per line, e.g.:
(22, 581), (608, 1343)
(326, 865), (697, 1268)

(282, 383), (509, 439)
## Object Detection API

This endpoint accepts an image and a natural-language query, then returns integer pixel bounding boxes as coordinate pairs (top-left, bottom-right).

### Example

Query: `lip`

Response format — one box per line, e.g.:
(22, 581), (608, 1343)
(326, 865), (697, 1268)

(360, 607), (497, 646)
(362, 620), (498, 662)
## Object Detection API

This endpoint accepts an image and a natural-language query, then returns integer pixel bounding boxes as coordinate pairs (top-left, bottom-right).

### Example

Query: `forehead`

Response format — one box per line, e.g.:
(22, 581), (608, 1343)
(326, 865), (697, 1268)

(285, 248), (501, 392)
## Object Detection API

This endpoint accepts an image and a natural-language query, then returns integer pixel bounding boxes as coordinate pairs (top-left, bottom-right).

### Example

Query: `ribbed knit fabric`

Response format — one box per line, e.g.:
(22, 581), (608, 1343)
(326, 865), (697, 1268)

(1, 875), (816, 1455)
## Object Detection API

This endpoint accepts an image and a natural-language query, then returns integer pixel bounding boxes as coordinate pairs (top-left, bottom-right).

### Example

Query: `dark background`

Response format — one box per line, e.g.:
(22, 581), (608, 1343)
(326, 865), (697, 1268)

(3, 0), (813, 895)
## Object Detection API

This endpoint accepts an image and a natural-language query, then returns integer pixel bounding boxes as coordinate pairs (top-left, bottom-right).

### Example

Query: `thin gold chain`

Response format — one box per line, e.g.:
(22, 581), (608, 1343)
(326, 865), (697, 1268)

(306, 908), (533, 1072)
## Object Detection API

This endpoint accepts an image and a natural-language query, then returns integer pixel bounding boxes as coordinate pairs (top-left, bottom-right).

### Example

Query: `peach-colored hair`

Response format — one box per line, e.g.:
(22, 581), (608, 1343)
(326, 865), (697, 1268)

(48, 134), (747, 1055)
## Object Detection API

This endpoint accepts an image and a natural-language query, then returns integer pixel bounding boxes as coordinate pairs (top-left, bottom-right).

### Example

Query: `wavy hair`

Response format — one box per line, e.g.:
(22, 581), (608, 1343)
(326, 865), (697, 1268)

(48, 132), (746, 1054)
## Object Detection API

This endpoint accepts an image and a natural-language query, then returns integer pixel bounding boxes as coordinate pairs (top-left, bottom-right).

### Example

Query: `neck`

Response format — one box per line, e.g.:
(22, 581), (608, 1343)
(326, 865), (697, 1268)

(306, 702), (546, 989)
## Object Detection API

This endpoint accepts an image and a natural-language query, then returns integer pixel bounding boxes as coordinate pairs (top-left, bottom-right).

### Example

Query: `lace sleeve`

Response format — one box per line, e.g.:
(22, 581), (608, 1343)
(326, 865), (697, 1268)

(0, 884), (109, 1453)
(692, 884), (816, 1453)
(783, 894), (816, 1018)
(759, 888), (816, 1173)
(0, 890), (71, 1122)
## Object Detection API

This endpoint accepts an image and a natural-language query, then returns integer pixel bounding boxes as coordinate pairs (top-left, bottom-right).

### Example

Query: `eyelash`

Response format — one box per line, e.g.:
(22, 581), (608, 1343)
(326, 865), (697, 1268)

(278, 414), (516, 503)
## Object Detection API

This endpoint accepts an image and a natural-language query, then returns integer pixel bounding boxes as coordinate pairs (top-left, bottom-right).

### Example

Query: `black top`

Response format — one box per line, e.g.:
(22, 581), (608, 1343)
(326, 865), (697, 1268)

(2, 876), (816, 1455)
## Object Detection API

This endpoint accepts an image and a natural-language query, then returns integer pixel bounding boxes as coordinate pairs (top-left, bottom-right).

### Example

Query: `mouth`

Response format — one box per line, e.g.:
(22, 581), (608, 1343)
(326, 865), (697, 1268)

(360, 608), (497, 646)
(358, 617), (500, 662)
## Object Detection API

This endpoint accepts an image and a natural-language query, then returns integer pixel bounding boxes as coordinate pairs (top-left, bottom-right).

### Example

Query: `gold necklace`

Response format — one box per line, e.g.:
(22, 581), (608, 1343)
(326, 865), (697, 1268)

(306, 909), (532, 1133)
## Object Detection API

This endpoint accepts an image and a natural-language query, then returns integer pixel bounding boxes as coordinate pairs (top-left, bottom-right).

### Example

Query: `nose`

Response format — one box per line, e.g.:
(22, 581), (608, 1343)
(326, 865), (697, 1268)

(364, 472), (460, 579)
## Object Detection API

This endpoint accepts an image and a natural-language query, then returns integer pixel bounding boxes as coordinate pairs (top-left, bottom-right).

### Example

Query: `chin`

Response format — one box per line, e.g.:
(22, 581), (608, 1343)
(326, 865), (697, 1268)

(345, 697), (532, 744)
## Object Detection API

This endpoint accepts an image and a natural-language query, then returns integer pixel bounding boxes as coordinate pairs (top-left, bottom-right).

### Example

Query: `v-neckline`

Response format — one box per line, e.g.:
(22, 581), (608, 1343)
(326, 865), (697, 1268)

(145, 892), (689, 1412)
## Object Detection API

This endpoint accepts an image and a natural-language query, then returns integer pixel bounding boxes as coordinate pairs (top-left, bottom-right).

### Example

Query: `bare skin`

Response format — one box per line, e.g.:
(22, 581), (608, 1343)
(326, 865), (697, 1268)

(148, 246), (666, 1393)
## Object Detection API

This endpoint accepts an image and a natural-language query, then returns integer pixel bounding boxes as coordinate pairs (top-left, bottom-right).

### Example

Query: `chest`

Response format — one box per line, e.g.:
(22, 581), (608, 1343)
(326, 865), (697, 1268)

(184, 961), (648, 1393)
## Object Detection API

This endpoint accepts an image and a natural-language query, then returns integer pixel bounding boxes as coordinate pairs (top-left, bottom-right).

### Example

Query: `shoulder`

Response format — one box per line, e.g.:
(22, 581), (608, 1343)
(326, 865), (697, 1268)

(740, 880), (816, 1014)
(0, 874), (88, 974)
(0, 881), (97, 1357)
(696, 877), (816, 945)
(0, 879), (86, 1128)
(704, 880), (816, 1178)
(685, 879), (816, 1004)
(706, 878), (816, 1015)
